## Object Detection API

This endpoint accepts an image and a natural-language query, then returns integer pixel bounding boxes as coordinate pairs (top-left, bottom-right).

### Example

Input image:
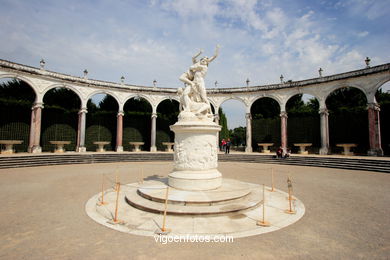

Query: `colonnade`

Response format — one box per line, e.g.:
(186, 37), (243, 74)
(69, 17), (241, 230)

(241, 103), (383, 156)
(0, 59), (388, 156)
(27, 105), (160, 153)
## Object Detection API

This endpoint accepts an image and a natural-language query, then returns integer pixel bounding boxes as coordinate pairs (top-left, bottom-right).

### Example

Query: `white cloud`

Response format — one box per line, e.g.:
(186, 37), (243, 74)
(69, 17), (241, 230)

(355, 31), (369, 37)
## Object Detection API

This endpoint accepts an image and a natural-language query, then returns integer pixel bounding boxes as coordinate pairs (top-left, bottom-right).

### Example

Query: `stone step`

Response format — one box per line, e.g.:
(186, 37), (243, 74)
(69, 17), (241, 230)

(0, 153), (388, 173)
(124, 179), (263, 216)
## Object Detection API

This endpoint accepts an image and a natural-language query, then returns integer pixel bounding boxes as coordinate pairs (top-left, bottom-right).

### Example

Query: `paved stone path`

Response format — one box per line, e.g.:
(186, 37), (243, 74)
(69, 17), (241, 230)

(0, 162), (389, 259)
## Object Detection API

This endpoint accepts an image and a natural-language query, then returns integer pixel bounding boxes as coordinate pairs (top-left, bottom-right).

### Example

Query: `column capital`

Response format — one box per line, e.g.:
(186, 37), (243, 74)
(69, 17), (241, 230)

(117, 111), (124, 117)
(280, 111), (288, 118)
(319, 108), (329, 115)
(151, 112), (157, 118)
(367, 102), (380, 111)
(245, 113), (252, 120)
(78, 108), (88, 114)
(32, 102), (44, 110)
(214, 114), (220, 120)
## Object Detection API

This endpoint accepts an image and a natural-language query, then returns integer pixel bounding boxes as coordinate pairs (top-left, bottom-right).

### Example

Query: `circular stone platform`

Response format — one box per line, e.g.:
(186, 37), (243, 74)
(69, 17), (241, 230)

(86, 178), (305, 238)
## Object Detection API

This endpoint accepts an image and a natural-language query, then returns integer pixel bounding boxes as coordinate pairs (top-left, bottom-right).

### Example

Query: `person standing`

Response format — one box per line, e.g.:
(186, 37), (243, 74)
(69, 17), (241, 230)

(225, 138), (231, 154)
(221, 139), (226, 152)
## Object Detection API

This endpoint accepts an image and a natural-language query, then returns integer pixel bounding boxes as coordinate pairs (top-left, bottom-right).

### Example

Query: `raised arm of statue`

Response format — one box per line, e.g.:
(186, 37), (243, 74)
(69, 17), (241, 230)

(192, 49), (203, 64)
(207, 45), (220, 64)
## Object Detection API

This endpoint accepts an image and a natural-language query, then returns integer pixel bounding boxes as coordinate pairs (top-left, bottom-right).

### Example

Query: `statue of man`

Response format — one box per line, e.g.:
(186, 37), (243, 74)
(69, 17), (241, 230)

(178, 45), (220, 119)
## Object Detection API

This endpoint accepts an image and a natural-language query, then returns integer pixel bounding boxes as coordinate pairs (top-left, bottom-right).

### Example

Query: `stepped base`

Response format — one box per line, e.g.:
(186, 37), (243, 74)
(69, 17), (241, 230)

(168, 169), (222, 191)
(125, 178), (261, 215)
(86, 177), (306, 238)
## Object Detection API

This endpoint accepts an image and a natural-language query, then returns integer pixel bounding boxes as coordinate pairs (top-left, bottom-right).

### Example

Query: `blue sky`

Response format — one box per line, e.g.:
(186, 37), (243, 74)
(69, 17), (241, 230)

(1, 0), (389, 128)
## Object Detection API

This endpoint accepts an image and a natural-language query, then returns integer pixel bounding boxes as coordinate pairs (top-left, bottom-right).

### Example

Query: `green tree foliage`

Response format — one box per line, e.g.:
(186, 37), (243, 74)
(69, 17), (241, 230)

(43, 88), (81, 111)
(251, 97), (280, 119)
(98, 95), (119, 111)
(229, 126), (246, 146)
(124, 97), (152, 113)
(219, 107), (229, 141)
(326, 87), (367, 114)
(0, 79), (35, 105)
(156, 99), (179, 145)
(286, 94), (319, 116)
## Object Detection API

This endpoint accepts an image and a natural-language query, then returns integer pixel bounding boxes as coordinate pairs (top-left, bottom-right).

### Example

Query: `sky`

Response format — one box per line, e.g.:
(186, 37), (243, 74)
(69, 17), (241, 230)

(0, 0), (389, 129)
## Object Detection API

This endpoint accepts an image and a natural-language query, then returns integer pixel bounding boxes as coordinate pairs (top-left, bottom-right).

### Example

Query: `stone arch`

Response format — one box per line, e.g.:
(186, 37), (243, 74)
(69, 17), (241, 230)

(156, 97), (180, 110)
(122, 95), (154, 151)
(325, 85), (368, 155)
(0, 75), (37, 152)
(42, 83), (83, 106)
(367, 78), (390, 103)
(41, 85), (82, 152)
(249, 95), (282, 112)
(86, 90), (120, 109)
(156, 98), (180, 150)
(0, 73), (39, 101)
(124, 94), (154, 110)
(285, 93), (321, 153)
(219, 96), (247, 108)
(324, 83), (368, 102)
(285, 92), (320, 107)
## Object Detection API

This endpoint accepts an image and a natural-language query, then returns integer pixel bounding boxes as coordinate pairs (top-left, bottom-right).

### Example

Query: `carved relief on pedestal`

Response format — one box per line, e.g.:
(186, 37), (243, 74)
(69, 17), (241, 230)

(174, 132), (217, 171)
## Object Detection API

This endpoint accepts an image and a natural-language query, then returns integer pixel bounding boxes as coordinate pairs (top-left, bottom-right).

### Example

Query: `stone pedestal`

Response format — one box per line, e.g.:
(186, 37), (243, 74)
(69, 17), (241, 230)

(168, 120), (222, 191)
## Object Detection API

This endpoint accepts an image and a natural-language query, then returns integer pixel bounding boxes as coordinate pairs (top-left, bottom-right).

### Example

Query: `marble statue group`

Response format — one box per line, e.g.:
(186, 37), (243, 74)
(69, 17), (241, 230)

(178, 45), (220, 121)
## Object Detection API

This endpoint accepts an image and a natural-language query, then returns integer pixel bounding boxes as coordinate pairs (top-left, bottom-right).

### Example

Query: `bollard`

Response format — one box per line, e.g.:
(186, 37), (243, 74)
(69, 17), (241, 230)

(98, 174), (108, 206)
(113, 182), (123, 223)
(161, 186), (170, 233)
(270, 168), (275, 192)
(114, 168), (119, 191)
(257, 184), (270, 227)
(285, 177), (296, 214)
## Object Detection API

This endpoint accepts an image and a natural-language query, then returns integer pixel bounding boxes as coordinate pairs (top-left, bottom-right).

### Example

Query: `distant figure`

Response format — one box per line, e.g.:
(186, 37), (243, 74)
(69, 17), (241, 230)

(225, 138), (231, 154)
(276, 146), (283, 158)
(221, 139), (226, 152)
(284, 148), (291, 159)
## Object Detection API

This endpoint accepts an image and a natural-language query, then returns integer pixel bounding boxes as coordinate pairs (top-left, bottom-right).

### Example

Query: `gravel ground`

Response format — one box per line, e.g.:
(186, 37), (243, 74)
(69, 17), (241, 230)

(0, 161), (389, 260)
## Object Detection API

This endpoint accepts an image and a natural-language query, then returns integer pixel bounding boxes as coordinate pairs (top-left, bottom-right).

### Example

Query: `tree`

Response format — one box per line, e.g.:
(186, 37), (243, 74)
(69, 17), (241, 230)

(0, 79), (35, 105)
(43, 88), (81, 111)
(219, 107), (229, 141)
(98, 95), (118, 111)
(229, 126), (246, 146)
(326, 87), (367, 114)
(251, 97), (280, 119)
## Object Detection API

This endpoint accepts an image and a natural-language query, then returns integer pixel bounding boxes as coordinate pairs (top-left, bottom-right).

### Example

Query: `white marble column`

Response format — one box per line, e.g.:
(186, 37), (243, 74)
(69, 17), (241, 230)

(367, 103), (383, 156)
(245, 113), (252, 152)
(76, 108), (87, 152)
(150, 112), (157, 152)
(28, 102), (44, 153)
(116, 111), (124, 152)
(319, 108), (330, 155)
(280, 111), (288, 153)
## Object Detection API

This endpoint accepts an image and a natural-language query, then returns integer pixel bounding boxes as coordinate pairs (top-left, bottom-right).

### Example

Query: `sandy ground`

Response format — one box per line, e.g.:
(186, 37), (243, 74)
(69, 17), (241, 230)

(0, 161), (389, 260)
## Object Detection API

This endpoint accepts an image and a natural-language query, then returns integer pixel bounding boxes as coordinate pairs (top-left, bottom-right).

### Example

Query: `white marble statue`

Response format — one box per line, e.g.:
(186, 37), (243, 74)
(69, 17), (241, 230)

(178, 45), (220, 121)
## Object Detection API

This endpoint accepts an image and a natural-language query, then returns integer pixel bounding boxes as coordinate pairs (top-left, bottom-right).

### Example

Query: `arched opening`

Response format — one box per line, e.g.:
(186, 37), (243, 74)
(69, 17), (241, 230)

(250, 97), (280, 152)
(42, 87), (81, 152)
(376, 81), (390, 155)
(86, 94), (119, 151)
(156, 99), (179, 151)
(286, 94), (320, 153)
(0, 78), (36, 152)
(123, 96), (152, 151)
(326, 87), (368, 154)
(220, 99), (246, 151)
